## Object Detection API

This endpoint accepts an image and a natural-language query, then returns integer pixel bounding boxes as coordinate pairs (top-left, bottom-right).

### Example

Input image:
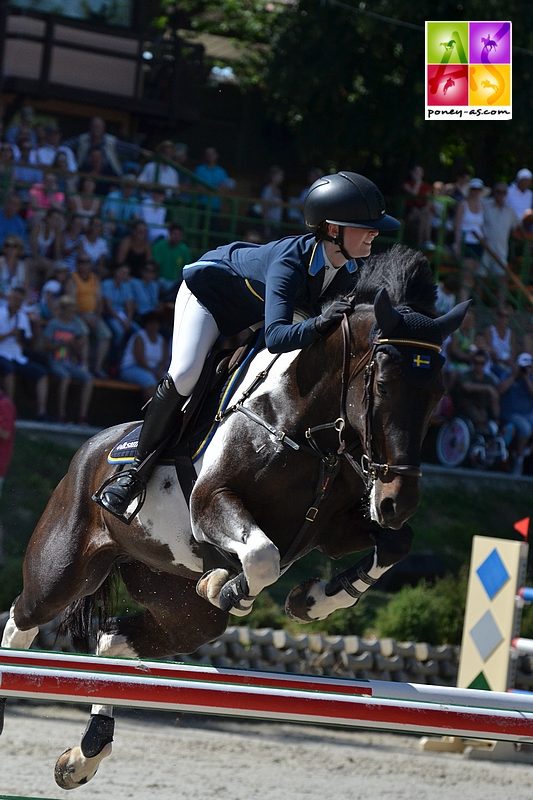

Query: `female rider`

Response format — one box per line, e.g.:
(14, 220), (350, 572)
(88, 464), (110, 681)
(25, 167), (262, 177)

(95, 171), (400, 521)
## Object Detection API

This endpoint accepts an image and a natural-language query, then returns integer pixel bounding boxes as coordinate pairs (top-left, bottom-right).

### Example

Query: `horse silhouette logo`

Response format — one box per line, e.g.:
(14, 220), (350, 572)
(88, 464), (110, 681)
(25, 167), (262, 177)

(443, 77), (456, 95)
(440, 40), (456, 52)
(481, 35), (498, 52)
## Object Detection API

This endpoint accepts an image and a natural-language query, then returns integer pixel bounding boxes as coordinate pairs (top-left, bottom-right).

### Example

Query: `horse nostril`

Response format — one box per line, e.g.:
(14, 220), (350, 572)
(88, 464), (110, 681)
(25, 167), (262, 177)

(380, 497), (396, 518)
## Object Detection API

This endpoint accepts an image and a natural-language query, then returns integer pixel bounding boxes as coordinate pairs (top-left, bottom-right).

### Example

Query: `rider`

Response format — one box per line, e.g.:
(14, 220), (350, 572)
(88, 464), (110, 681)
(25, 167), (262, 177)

(94, 171), (400, 521)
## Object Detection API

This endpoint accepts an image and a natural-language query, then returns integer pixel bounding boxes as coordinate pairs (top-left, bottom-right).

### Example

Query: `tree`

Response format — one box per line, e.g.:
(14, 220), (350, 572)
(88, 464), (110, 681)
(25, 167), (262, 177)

(155, 1), (533, 187)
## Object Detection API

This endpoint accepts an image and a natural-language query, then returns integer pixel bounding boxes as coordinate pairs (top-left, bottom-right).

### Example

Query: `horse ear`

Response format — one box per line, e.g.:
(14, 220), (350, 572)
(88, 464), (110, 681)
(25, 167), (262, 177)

(435, 299), (472, 340)
(374, 288), (402, 334)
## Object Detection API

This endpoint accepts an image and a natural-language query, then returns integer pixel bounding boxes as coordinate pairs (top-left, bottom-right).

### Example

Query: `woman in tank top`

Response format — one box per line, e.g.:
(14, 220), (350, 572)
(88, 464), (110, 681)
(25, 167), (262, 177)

(115, 220), (152, 278)
(454, 178), (486, 301)
(0, 236), (29, 299)
(68, 176), (101, 229)
(484, 305), (516, 377)
(119, 311), (168, 402)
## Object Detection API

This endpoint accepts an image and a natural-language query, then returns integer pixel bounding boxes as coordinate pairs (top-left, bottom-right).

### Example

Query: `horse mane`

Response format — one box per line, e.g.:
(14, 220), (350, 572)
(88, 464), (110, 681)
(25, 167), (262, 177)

(351, 244), (437, 314)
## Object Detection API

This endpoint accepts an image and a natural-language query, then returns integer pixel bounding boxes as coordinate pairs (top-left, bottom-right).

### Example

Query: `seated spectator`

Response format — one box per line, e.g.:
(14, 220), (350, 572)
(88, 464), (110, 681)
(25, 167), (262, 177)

(483, 305), (516, 378)
(119, 311), (169, 402)
(402, 164), (433, 250)
(287, 167), (324, 224)
(116, 220), (152, 278)
(0, 236), (29, 300)
(52, 151), (77, 196)
(80, 216), (109, 276)
(259, 165), (285, 239)
(29, 123), (77, 173)
(194, 146), (235, 214)
(138, 140), (180, 198)
(0, 193), (27, 250)
(43, 295), (93, 424)
(140, 188), (168, 242)
(6, 105), (37, 148)
(29, 208), (64, 288)
(498, 352), (533, 475)
(86, 145), (117, 196)
(452, 348), (501, 435)
(435, 273), (460, 315)
(13, 137), (42, 200)
(0, 386), (16, 497)
(152, 223), (191, 292)
(453, 178), (486, 301)
(102, 174), (141, 238)
(39, 262), (73, 321)
(65, 116), (143, 177)
(131, 260), (161, 320)
(0, 286), (49, 419)
(69, 254), (112, 377)
(101, 263), (137, 352)
(27, 170), (65, 223)
(507, 169), (532, 225)
(0, 143), (15, 204)
(68, 175), (102, 230)
(444, 307), (478, 381)
(61, 214), (85, 272)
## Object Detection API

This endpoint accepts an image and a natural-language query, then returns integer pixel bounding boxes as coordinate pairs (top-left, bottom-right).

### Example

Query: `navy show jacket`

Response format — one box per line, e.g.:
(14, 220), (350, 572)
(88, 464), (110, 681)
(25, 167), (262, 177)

(183, 234), (363, 352)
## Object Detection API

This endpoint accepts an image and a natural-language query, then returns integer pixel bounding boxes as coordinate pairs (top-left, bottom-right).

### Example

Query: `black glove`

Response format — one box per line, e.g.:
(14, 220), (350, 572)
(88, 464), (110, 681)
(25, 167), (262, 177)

(315, 299), (353, 335)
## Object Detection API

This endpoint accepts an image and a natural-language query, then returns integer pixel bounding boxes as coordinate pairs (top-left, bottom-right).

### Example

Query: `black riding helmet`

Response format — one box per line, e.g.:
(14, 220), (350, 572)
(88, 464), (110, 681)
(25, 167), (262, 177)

(304, 171), (400, 234)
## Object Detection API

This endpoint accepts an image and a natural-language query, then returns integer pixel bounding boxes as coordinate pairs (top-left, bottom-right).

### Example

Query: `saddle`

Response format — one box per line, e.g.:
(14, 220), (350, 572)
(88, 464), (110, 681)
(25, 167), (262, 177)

(108, 328), (262, 506)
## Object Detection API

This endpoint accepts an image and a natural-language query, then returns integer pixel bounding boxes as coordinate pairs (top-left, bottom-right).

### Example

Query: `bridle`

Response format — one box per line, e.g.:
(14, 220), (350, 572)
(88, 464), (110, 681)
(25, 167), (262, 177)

(305, 314), (442, 489)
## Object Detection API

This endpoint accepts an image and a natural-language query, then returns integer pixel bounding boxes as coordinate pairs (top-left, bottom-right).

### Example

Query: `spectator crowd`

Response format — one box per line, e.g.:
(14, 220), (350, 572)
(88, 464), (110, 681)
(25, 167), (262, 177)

(0, 104), (530, 476)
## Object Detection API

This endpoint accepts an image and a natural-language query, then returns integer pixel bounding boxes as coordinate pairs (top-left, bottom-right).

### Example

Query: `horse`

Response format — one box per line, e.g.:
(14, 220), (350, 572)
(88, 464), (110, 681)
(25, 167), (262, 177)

(481, 36), (498, 52)
(440, 40), (455, 52)
(0, 245), (469, 789)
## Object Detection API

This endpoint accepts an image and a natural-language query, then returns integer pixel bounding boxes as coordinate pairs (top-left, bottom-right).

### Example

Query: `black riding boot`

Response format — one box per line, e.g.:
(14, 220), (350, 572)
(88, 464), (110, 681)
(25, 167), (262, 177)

(93, 374), (185, 522)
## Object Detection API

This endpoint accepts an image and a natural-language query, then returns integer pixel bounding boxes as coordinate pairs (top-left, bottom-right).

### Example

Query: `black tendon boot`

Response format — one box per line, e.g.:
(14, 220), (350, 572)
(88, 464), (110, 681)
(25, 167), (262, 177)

(93, 374), (184, 522)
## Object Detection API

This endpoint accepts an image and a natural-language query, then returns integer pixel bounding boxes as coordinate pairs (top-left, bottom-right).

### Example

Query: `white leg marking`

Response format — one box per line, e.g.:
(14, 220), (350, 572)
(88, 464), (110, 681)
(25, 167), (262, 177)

(234, 530), (280, 597)
(1, 604), (38, 649)
(304, 550), (392, 621)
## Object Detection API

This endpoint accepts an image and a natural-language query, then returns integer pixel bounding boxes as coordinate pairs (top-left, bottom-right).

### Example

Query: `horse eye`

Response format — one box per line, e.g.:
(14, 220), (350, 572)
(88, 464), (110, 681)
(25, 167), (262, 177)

(377, 380), (388, 397)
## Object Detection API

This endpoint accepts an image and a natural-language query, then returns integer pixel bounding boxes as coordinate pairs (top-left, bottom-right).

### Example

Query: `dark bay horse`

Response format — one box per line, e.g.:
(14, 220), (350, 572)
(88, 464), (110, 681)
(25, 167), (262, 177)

(0, 246), (468, 788)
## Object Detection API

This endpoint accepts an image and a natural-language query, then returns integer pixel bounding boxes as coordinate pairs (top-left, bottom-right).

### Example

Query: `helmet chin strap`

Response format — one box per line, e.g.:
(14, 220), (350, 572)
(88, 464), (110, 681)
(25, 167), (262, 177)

(322, 226), (352, 262)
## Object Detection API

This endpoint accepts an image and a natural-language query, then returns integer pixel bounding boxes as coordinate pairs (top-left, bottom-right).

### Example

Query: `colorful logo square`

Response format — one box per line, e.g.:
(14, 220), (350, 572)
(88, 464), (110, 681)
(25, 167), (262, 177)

(425, 21), (512, 120)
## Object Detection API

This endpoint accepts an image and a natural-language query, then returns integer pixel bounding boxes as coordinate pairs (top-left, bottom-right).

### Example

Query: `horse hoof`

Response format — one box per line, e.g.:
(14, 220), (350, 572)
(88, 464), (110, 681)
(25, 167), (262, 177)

(54, 743), (112, 789)
(285, 578), (321, 623)
(196, 568), (230, 608)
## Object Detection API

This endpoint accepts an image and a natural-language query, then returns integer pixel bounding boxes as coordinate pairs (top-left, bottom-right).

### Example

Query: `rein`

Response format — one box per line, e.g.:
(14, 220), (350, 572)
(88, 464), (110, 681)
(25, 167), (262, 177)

(219, 316), (440, 568)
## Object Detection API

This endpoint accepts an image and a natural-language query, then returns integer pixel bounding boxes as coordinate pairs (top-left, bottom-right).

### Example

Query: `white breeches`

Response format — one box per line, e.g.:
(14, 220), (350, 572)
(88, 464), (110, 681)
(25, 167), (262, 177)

(168, 282), (220, 397)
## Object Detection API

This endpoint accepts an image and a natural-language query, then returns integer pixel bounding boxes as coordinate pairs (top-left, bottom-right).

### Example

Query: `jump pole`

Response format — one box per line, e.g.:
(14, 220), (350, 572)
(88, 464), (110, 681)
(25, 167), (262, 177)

(1, 650), (533, 743)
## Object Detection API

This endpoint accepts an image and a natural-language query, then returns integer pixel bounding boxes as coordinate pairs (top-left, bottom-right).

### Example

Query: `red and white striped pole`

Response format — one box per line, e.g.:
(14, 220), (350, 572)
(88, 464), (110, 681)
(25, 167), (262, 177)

(1, 650), (533, 743)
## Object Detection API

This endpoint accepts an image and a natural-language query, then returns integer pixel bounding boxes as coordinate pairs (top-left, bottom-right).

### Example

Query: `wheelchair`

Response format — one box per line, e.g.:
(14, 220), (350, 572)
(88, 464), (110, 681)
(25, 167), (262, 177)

(435, 415), (509, 469)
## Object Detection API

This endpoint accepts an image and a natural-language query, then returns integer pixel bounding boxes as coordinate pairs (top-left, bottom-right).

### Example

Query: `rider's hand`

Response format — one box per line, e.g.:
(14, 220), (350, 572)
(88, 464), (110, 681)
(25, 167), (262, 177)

(315, 299), (353, 335)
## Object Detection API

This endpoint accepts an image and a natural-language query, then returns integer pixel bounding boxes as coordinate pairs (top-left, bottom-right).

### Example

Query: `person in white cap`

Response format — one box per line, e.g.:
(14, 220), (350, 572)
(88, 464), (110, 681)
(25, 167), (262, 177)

(507, 168), (533, 223)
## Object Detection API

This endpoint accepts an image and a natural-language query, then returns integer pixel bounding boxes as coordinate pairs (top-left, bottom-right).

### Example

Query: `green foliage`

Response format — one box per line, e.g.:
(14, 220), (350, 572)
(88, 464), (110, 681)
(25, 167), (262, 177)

(374, 569), (469, 645)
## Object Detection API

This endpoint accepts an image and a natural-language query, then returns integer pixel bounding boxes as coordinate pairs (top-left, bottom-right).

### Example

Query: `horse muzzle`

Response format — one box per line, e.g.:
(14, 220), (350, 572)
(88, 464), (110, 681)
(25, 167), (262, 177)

(371, 473), (420, 530)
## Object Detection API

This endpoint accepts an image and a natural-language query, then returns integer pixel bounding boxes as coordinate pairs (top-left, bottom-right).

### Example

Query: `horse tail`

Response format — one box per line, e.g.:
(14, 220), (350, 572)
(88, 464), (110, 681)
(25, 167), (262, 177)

(58, 564), (122, 651)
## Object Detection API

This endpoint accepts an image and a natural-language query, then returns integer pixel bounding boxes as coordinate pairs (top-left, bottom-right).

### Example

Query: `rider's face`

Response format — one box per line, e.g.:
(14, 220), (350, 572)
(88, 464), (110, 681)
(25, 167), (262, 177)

(340, 226), (379, 259)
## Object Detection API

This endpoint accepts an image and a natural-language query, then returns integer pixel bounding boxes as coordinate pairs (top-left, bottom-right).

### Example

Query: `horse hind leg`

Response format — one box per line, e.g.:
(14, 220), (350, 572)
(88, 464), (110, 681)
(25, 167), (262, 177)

(54, 619), (139, 790)
(0, 600), (40, 734)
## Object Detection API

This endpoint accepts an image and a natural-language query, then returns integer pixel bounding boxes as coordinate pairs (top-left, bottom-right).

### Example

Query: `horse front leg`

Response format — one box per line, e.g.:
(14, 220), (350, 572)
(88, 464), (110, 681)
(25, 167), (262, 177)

(285, 525), (413, 623)
(192, 486), (280, 616)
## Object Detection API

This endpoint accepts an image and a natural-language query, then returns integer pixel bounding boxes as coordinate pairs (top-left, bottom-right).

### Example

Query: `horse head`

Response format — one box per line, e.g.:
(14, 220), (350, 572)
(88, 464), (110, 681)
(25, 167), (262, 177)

(345, 288), (469, 530)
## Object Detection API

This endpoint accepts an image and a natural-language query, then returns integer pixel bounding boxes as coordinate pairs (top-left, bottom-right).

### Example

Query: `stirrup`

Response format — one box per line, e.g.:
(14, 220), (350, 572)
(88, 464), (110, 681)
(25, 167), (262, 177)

(92, 472), (147, 525)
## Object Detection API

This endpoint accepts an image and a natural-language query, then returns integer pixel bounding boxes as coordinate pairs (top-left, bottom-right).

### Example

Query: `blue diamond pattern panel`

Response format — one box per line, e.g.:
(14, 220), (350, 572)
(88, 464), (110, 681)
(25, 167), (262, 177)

(476, 547), (510, 600)
(470, 609), (504, 661)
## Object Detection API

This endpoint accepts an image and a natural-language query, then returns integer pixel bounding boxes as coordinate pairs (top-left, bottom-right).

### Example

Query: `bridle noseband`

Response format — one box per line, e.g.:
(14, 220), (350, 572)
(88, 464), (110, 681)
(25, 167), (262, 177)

(332, 315), (441, 489)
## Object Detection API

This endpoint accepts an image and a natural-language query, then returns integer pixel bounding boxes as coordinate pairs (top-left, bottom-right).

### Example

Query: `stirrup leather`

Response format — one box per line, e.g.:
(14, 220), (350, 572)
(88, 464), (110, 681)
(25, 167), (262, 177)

(92, 470), (147, 525)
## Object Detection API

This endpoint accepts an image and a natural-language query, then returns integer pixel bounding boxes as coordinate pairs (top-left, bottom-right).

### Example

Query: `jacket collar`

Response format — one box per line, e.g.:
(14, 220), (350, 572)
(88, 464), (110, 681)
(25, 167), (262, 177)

(308, 240), (357, 276)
